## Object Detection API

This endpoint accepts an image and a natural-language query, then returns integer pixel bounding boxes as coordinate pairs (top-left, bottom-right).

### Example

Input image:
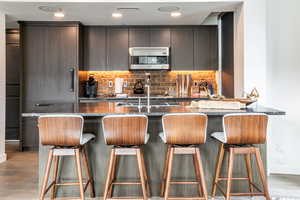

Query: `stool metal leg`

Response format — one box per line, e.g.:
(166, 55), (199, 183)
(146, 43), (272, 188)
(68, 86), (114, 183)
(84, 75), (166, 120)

(193, 153), (203, 196)
(82, 146), (95, 198)
(140, 148), (151, 197)
(103, 148), (116, 200)
(225, 148), (234, 200)
(211, 143), (225, 198)
(244, 153), (254, 195)
(160, 145), (171, 197)
(51, 155), (59, 199)
(108, 152), (117, 198)
(254, 148), (271, 200)
(75, 148), (85, 200)
(137, 148), (148, 200)
(40, 149), (54, 200)
(164, 147), (174, 200)
(195, 148), (208, 199)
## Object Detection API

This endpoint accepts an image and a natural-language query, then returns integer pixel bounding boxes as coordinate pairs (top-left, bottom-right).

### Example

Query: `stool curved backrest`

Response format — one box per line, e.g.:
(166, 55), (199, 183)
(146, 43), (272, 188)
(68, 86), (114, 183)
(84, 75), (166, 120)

(38, 115), (84, 146)
(102, 114), (148, 146)
(223, 113), (268, 144)
(162, 113), (208, 145)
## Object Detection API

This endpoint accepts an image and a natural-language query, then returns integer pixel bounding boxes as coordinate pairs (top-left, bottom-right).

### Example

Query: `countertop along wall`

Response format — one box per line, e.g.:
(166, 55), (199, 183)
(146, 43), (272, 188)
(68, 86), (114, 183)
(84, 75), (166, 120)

(0, 13), (6, 163)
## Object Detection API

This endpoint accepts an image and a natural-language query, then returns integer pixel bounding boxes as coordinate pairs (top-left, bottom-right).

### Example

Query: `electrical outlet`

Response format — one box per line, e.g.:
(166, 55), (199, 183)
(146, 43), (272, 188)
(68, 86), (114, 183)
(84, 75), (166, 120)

(194, 81), (198, 86)
(108, 81), (113, 87)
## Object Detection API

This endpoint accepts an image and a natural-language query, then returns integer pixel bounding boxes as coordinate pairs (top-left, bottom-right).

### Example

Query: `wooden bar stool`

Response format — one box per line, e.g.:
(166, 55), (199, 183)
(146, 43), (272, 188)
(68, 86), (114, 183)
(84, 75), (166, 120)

(38, 115), (95, 200)
(160, 113), (208, 200)
(102, 114), (150, 200)
(211, 113), (271, 200)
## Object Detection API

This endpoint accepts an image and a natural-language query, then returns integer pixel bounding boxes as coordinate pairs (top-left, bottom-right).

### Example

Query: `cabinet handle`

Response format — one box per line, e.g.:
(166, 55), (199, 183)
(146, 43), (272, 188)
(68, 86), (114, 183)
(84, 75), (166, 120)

(69, 68), (75, 92)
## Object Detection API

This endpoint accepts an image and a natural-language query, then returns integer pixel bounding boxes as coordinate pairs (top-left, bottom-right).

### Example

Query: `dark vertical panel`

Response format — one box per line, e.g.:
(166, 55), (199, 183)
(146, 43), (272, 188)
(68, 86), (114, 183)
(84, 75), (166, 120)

(221, 12), (235, 98)
(107, 27), (129, 70)
(171, 28), (194, 70)
(83, 26), (107, 70)
(6, 30), (21, 140)
(129, 27), (150, 47)
(194, 26), (218, 70)
(150, 28), (171, 47)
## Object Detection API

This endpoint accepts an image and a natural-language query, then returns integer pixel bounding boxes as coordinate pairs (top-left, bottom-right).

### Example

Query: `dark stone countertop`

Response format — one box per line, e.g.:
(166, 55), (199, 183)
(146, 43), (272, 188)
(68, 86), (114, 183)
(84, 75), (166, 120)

(22, 101), (285, 117)
(79, 96), (209, 102)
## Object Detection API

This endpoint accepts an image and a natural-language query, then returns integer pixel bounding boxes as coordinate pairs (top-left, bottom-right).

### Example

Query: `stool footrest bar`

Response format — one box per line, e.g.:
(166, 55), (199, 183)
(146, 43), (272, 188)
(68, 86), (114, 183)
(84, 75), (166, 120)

(231, 192), (265, 196)
(167, 197), (207, 200)
(218, 177), (249, 181)
(170, 181), (200, 185)
(112, 181), (142, 185)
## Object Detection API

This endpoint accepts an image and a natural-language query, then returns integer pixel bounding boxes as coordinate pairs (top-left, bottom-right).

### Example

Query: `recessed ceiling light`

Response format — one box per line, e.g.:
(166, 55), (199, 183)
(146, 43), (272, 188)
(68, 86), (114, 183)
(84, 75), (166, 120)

(54, 9), (65, 18)
(158, 6), (180, 12)
(112, 12), (123, 18)
(171, 11), (182, 17)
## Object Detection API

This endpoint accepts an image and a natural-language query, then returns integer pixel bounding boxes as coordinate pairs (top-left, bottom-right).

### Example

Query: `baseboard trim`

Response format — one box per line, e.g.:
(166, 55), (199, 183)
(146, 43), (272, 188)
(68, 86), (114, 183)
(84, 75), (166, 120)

(0, 153), (7, 163)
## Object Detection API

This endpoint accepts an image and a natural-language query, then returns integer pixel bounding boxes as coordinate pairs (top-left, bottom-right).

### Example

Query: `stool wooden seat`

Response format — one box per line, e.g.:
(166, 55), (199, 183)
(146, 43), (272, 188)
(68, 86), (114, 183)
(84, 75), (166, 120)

(38, 115), (95, 200)
(102, 114), (150, 200)
(160, 113), (208, 200)
(211, 113), (271, 200)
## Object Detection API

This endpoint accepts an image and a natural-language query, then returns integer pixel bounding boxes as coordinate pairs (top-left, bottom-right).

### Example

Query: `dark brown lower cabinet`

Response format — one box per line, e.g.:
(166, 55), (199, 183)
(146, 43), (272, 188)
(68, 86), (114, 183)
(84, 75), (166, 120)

(20, 22), (81, 150)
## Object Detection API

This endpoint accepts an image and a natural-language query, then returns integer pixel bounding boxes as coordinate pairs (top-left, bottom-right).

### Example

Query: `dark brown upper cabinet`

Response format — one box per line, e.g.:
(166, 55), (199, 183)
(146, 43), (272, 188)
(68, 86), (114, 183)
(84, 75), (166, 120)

(129, 27), (150, 47)
(83, 26), (107, 70)
(150, 28), (171, 47)
(129, 27), (171, 47)
(194, 26), (218, 70)
(107, 27), (129, 70)
(171, 27), (194, 70)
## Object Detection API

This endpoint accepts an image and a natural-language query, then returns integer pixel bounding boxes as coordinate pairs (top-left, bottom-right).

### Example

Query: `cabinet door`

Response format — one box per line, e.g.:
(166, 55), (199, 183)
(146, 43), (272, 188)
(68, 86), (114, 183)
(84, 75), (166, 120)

(107, 27), (129, 70)
(129, 27), (150, 47)
(6, 44), (20, 84)
(171, 28), (194, 70)
(194, 26), (218, 70)
(150, 28), (170, 47)
(23, 25), (79, 110)
(83, 26), (107, 70)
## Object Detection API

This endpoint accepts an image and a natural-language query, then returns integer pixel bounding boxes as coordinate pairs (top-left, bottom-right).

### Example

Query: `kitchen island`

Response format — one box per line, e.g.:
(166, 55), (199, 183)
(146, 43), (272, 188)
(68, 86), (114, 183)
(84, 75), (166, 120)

(22, 101), (284, 198)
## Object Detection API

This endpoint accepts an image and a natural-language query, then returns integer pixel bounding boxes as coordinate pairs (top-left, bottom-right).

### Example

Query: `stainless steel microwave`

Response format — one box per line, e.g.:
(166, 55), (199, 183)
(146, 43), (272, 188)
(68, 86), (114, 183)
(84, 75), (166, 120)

(129, 47), (170, 70)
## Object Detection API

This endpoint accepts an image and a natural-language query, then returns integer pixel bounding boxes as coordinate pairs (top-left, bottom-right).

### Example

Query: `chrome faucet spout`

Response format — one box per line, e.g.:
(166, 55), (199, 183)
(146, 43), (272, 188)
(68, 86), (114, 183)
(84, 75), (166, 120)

(145, 73), (151, 111)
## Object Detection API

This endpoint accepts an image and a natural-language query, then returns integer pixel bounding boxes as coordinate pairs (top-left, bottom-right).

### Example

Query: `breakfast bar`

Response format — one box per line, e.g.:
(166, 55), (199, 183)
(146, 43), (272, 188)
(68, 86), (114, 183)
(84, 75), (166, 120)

(22, 101), (285, 198)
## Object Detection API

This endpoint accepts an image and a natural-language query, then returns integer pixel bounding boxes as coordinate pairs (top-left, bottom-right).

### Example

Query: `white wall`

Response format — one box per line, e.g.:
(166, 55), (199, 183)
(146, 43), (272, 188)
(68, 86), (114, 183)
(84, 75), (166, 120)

(266, 0), (300, 174)
(0, 12), (6, 163)
(240, 0), (267, 102)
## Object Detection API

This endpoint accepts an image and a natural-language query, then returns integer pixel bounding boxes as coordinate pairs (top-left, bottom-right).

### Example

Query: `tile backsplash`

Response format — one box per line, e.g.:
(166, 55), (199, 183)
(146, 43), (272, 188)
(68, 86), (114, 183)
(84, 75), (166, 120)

(79, 70), (218, 97)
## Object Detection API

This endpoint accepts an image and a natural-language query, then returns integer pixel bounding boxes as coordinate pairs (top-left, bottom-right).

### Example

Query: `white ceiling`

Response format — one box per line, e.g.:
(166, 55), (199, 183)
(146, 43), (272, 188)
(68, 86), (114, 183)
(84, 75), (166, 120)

(0, 1), (241, 28)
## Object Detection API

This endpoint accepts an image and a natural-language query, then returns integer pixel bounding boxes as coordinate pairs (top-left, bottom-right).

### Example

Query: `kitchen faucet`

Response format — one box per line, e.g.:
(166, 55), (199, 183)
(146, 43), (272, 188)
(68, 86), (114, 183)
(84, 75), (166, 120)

(145, 73), (151, 111)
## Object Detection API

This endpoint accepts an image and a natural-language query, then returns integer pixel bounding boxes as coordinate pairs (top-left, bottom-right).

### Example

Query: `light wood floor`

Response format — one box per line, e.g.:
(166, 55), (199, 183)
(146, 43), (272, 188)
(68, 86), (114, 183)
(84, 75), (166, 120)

(0, 144), (300, 200)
